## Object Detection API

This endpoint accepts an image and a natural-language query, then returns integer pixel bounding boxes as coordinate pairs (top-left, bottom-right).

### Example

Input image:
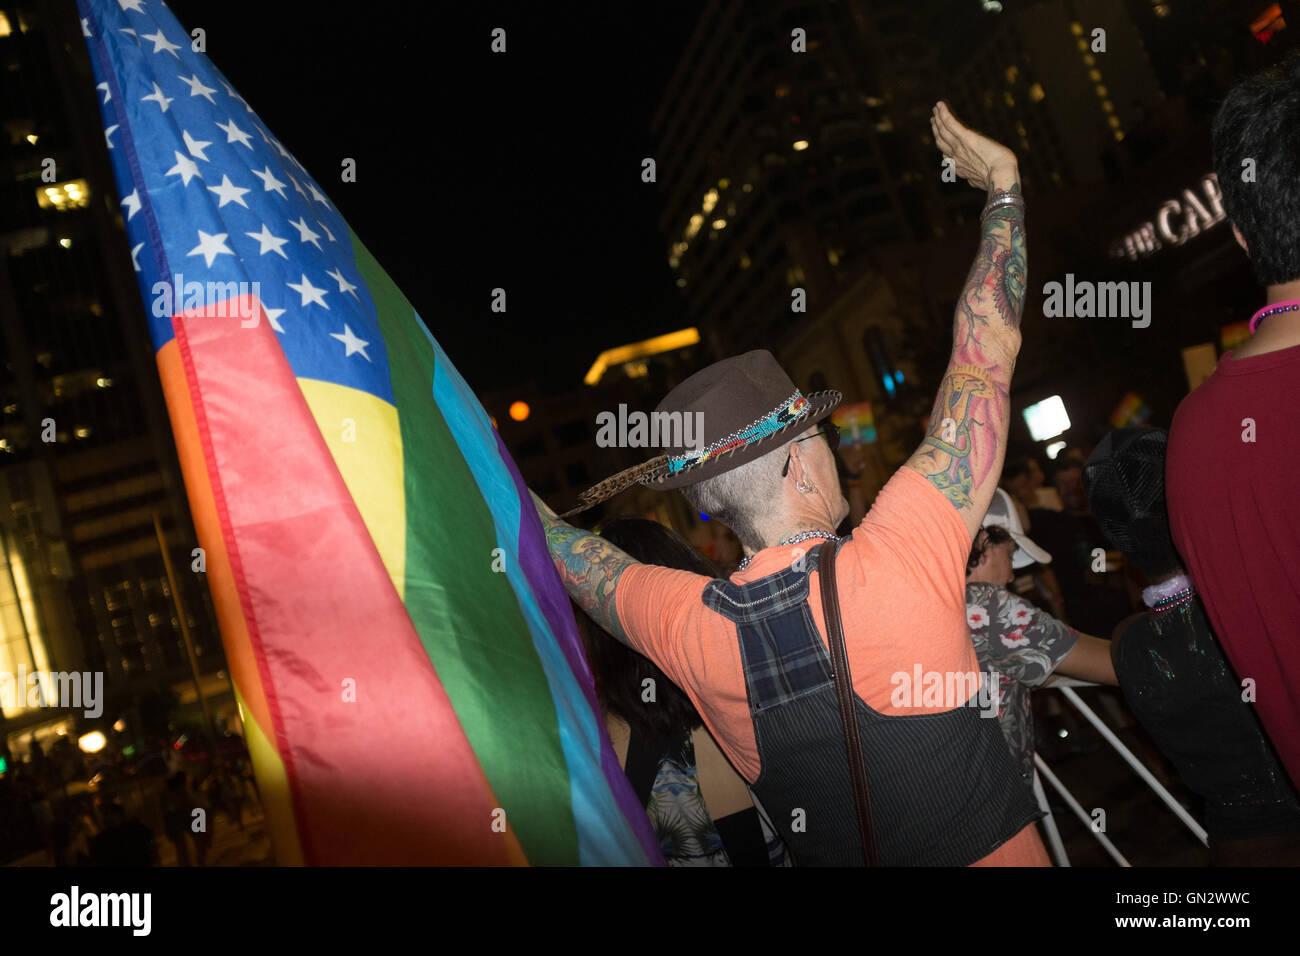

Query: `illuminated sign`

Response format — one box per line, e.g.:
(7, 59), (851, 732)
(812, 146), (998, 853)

(1109, 174), (1227, 261)
(584, 327), (700, 386)
(1023, 395), (1070, 441)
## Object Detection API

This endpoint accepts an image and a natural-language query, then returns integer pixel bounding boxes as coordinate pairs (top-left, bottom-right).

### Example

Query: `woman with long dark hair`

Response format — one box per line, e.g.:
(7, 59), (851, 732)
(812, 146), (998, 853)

(574, 517), (786, 866)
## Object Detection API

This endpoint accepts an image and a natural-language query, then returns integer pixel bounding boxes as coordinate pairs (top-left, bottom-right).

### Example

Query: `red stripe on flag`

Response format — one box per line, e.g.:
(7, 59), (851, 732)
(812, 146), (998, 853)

(172, 297), (524, 864)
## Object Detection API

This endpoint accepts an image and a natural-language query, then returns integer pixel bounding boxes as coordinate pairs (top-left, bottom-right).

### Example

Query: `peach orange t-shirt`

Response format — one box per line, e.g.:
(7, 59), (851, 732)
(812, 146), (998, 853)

(615, 466), (1049, 867)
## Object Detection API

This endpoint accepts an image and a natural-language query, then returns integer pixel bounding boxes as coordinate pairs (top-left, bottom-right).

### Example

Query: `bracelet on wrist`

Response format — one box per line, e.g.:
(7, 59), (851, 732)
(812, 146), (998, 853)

(982, 194), (1024, 213)
(981, 197), (1024, 223)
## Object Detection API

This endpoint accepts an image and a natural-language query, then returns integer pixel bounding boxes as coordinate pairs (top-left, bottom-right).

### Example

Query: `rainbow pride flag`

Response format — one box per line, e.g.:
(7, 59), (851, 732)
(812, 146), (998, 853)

(77, 0), (659, 865)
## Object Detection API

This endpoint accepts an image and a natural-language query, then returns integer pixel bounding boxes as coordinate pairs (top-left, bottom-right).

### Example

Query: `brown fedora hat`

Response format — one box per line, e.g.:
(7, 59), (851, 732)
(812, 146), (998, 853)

(559, 350), (840, 516)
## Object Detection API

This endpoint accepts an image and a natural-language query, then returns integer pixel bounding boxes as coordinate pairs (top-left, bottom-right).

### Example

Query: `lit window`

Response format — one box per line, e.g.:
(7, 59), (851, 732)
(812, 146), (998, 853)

(36, 179), (90, 211)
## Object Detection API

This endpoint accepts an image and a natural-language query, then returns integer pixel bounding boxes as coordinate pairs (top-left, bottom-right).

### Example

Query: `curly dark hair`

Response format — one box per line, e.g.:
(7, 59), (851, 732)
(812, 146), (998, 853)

(966, 524), (1013, 574)
(1213, 50), (1300, 287)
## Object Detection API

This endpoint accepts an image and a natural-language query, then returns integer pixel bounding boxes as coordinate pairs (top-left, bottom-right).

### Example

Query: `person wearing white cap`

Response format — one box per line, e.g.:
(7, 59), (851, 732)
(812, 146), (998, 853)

(965, 488), (1117, 795)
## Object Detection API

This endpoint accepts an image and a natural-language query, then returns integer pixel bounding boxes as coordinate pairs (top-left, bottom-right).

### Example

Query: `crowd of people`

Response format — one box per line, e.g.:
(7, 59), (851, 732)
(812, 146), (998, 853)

(0, 731), (259, 867)
(534, 55), (1300, 866)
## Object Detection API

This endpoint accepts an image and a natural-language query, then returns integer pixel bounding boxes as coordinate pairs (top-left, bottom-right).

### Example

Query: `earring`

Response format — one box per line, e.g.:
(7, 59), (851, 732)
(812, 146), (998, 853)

(797, 479), (816, 494)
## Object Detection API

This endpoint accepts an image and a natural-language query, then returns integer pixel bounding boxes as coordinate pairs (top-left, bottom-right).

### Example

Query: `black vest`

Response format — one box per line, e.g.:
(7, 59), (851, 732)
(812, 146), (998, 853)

(702, 541), (1042, 865)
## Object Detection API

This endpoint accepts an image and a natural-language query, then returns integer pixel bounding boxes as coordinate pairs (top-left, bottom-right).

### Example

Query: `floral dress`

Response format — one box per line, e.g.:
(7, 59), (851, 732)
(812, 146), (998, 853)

(635, 725), (790, 867)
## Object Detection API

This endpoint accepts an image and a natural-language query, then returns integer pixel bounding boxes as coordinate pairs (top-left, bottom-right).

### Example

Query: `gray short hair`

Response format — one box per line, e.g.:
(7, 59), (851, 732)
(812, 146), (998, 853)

(681, 446), (786, 551)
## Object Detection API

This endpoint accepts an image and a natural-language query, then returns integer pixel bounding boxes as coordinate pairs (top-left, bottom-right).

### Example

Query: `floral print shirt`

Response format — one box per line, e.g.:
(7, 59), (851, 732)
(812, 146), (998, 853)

(965, 582), (1080, 785)
(646, 727), (790, 867)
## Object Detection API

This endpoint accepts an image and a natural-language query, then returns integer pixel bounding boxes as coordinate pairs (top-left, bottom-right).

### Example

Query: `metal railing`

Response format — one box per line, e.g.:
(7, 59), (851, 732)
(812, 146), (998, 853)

(1032, 677), (1208, 867)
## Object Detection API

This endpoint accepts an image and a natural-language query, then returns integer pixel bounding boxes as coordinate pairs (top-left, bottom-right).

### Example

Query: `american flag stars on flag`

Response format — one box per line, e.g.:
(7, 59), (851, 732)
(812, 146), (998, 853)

(86, 0), (391, 401)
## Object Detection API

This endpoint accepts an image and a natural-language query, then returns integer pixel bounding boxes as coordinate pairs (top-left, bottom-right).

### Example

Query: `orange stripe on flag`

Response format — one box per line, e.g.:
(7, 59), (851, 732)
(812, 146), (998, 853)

(157, 339), (303, 863)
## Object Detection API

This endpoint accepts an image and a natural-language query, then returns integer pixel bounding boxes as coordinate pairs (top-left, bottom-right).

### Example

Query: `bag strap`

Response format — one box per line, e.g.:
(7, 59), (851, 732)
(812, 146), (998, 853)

(817, 539), (878, 866)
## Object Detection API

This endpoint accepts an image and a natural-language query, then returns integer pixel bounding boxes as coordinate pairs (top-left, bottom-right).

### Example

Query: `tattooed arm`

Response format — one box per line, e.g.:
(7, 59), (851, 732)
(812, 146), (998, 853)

(530, 491), (639, 645)
(906, 102), (1025, 540)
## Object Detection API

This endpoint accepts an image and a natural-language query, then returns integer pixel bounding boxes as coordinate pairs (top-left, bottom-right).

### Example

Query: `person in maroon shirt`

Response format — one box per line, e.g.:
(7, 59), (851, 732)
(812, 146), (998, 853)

(1166, 52), (1300, 790)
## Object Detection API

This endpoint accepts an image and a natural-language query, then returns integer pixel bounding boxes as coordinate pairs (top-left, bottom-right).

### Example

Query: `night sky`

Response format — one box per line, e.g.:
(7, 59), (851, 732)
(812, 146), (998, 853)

(165, 1), (701, 396)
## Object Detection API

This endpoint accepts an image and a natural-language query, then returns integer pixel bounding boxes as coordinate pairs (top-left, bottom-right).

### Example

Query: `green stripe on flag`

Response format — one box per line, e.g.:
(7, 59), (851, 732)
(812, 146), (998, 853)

(350, 232), (579, 864)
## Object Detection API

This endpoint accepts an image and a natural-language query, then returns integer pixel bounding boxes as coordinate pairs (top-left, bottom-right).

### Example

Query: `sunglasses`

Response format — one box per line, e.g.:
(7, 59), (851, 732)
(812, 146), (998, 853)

(781, 422), (840, 477)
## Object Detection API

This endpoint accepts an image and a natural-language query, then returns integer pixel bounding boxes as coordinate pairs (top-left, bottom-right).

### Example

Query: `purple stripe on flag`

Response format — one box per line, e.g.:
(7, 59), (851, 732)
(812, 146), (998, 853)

(493, 431), (662, 862)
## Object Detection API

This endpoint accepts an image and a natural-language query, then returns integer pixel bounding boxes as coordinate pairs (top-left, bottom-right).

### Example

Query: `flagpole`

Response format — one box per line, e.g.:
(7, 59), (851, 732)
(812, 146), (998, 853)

(152, 509), (221, 769)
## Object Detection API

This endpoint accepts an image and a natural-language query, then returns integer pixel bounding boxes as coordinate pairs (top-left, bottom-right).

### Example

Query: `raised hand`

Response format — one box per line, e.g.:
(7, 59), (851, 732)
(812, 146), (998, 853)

(930, 101), (1019, 195)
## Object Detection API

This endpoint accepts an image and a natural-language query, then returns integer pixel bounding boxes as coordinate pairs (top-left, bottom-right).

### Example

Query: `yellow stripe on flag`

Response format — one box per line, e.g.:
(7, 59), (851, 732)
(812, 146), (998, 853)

(235, 682), (305, 865)
(300, 378), (407, 598)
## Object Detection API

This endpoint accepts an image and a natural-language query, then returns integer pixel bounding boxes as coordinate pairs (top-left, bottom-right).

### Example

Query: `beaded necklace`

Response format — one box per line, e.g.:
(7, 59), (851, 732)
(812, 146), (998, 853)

(1249, 299), (1300, 335)
(736, 530), (842, 572)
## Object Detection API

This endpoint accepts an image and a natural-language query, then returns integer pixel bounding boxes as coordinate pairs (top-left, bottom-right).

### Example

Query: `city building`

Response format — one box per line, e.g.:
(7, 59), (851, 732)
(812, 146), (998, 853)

(949, 0), (1165, 192)
(0, 0), (234, 760)
(650, 0), (964, 357)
